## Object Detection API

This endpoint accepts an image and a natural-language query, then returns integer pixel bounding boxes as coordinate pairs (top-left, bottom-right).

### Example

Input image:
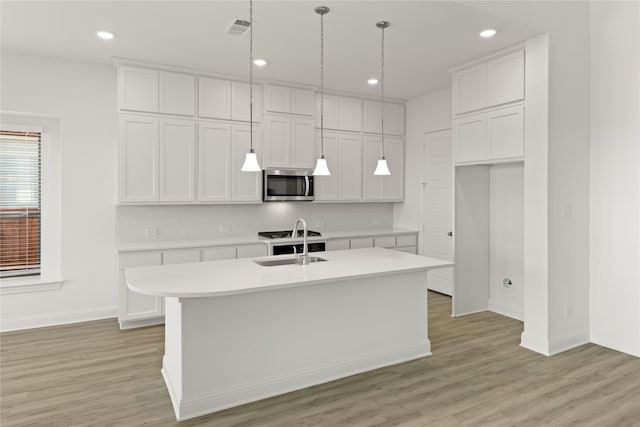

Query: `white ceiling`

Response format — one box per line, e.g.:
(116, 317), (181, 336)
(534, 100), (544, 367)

(0, 1), (544, 100)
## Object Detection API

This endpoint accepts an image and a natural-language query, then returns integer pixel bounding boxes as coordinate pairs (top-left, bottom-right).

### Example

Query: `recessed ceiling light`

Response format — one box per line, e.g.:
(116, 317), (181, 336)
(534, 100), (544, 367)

(367, 78), (379, 85)
(480, 29), (497, 38)
(96, 30), (115, 40)
(254, 59), (267, 67)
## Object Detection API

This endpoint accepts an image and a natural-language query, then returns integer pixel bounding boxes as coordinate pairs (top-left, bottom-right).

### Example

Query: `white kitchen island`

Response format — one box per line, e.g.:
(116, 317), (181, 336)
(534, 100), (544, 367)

(126, 247), (453, 421)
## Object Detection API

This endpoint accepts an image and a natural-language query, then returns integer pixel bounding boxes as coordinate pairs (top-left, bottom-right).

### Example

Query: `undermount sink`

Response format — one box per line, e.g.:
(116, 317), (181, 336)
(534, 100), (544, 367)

(253, 256), (327, 267)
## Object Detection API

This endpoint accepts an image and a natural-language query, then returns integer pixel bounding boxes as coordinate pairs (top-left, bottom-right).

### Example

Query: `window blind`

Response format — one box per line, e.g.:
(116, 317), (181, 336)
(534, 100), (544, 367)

(0, 130), (42, 277)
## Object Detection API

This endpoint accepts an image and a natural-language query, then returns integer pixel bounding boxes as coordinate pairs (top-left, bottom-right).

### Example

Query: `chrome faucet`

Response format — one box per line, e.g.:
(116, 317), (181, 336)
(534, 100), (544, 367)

(292, 218), (309, 265)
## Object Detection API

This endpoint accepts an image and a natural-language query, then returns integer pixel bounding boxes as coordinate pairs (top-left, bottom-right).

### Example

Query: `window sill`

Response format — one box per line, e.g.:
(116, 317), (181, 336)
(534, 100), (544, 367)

(0, 276), (64, 295)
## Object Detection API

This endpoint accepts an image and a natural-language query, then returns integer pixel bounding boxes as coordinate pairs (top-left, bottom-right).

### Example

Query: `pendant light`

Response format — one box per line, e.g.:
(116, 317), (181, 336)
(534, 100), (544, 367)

(373, 21), (391, 176)
(241, 0), (261, 172)
(313, 6), (331, 176)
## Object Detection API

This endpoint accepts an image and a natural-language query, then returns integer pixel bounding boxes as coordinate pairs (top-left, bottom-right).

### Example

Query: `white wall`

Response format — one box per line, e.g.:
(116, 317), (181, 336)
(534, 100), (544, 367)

(395, 87), (452, 250)
(589, 1), (640, 357)
(1, 53), (118, 330)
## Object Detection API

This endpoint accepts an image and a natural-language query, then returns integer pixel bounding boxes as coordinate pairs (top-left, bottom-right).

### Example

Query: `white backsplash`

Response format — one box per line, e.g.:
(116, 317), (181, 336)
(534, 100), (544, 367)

(115, 203), (394, 243)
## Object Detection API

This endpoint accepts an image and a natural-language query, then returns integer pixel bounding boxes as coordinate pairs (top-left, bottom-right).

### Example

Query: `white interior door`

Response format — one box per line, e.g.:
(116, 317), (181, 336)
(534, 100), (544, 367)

(422, 130), (454, 296)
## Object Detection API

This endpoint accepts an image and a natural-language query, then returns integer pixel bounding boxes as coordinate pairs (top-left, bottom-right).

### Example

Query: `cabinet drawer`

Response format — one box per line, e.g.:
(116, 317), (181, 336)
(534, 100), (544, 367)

(374, 236), (396, 248)
(395, 246), (417, 254)
(396, 234), (417, 247)
(237, 244), (268, 259)
(203, 246), (236, 261)
(163, 248), (201, 265)
(120, 252), (162, 269)
(327, 238), (350, 251)
(350, 237), (374, 249)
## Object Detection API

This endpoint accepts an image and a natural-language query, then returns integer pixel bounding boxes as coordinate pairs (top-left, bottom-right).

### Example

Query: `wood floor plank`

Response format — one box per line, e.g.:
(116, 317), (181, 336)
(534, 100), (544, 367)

(2, 291), (639, 426)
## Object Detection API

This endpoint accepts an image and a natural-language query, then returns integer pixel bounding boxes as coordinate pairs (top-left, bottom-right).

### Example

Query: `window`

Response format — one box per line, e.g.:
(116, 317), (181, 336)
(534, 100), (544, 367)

(0, 130), (42, 277)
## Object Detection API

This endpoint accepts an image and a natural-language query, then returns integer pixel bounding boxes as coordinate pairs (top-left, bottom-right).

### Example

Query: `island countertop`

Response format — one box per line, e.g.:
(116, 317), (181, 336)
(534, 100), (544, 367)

(126, 247), (453, 299)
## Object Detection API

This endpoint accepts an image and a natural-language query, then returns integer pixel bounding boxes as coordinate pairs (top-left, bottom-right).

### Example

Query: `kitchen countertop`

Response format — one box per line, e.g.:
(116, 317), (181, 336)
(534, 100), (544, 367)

(115, 228), (418, 252)
(126, 247), (451, 298)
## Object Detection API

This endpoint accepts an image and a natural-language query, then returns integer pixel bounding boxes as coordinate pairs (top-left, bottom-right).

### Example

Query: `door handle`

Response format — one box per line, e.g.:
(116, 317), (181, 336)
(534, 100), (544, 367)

(447, 231), (453, 237)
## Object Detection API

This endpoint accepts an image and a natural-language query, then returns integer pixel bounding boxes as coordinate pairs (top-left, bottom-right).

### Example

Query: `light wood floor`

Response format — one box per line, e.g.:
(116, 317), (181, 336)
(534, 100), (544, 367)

(2, 292), (639, 426)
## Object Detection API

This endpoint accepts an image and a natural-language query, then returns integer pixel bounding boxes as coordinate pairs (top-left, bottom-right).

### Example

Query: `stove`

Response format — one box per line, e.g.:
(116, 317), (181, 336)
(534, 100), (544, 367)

(258, 230), (322, 239)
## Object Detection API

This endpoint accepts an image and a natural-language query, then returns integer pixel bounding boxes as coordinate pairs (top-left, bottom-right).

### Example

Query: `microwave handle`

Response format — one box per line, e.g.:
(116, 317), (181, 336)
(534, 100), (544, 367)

(304, 176), (310, 197)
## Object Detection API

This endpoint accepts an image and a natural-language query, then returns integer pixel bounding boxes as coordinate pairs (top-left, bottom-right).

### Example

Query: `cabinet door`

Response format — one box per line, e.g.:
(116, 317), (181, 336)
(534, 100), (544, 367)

(315, 94), (339, 130)
(327, 238), (350, 251)
(237, 244), (268, 258)
(453, 114), (486, 163)
(159, 119), (195, 202)
(159, 71), (195, 116)
(339, 96), (362, 132)
(203, 246), (236, 261)
(314, 132), (339, 200)
(290, 117), (315, 169)
(486, 105), (524, 159)
(374, 236), (396, 248)
(363, 100), (381, 134)
(263, 115), (291, 168)
(486, 50), (525, 107)
(350, 237), (374, 249)
(163, 248), (201, 264)
(118, 114), (158, 202)
(291, 88), (315, 116)
(264, 85), (291, 113)
(231, 124), (262, 202)
(453, 64), (486, 115)
(384, 103), (405, 136)
(384, 139), (404, 200)
(118, 66), (159, 112)
(119, 252), (162, 322)
(338, 134), (363, 201)
(198, 122), (232, 201)
(362, 136), (384, 200)
(198, 77), (232, 119)
(231, 82), (263, 122)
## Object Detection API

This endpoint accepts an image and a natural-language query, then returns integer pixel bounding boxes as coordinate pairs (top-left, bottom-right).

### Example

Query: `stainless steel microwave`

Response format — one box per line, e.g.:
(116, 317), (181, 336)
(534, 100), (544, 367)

(263, 169), (314, 202)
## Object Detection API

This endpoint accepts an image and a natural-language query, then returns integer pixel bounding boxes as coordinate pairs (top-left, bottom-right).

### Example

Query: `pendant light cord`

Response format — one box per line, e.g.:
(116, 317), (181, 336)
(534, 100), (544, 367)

(319, 10), (325, 157)
(380, 24), (385, 158)
(249, 0), (254, 152)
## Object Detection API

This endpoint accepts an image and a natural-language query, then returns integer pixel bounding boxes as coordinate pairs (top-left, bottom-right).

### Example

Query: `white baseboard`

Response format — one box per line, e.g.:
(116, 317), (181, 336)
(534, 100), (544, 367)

(452, 308), (487, 317)
(0, 306), (117, 332)
(521, 329), (590, 357)
(119, 316), (165, 330)
(165, 340), (432, 421)
(488, 299), (523, 321)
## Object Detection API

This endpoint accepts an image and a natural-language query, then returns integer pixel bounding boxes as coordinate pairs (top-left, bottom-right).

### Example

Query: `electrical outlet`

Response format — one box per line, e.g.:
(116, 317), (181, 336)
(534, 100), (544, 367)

(144, 228), (158, 239)
(561, 203), (572, 218)
(219, 225), (231, 233)
(564, 304), (573, 318)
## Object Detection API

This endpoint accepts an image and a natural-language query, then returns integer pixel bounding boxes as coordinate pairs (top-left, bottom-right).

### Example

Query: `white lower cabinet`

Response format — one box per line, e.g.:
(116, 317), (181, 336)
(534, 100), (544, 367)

(326, 238), (350, 251)
(118, 252), (163, 328)
(163, 248), (201, 264)
(237, 243), (268, 258)
(326, 232), (418, 255)
(350, 237), (374, 249)
(203, 246), (237, 261)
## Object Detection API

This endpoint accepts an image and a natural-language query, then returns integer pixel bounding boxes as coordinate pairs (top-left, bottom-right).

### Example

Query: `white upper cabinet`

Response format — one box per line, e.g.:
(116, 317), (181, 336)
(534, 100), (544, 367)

(118, 66), (159, 112)
(453, 64), (486, 115)
(452, 49), (525, 116)
(159, 72), (195, 116)
(230, 124), (262, 202)
(198, 122), (232, 201)
(264, 84), (314, 116)
(231, 82), (263, 122)
(315, 95), (339, 130)
(363, 100), (405, 135)
(384, 138), (404, 201)
(316, 95), (363, 132)
(338, 134), (363, 201)
(158, 119), (196, 202)
(486, 105), (524, 159)
(118, 114), (158, 202)
(486, 50), (525, 107)
(453, 114), (486, 163)
(313, 132), (340, 200)
(362, 135), (404, 201)
(362, 136), (385, 200)
(198, 77), (232, 120)
(263, 114), (314, 169)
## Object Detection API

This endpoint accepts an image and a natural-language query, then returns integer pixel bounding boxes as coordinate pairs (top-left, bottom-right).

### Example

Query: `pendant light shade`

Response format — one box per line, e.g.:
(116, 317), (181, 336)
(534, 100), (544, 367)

(373, 20), (391, 176)
(242, 0), (261, 172)
(313, 6), (331, 176)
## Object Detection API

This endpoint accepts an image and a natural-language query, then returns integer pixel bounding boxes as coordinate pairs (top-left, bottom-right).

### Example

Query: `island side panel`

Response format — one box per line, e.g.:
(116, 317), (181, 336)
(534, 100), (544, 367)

(170, 270), (430, 421)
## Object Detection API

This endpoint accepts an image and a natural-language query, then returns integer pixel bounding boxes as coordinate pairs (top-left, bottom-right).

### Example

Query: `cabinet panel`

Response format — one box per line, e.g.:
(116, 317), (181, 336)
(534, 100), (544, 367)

(118, 66), (159, 112)
(290, 117), (315, 169)
(291, 88), (315, 116)
(453, 64), (486, 115)
(198, 122), (232, 201)
(486, 50), (525, 107)
(231, 82), (263, 122)
(397, 234), (417, 247)
(198, 77), (232, 119)
(237, 244), (268, 258)
(314, 132), (339, 200)
(231, 124), (262, 201)
(339, 97), (363, 132)
(384, 139), (404, 200)
(159, 119), (195, 202)
(363, 100), (381, 134)
(374, 236), (396, 248)
(119, 252), (162, 322)
(486, 106), (524, 159)
(315, 94), (339, 130)
(362, 136), (384, 200)
(159, 71), (195, 116)
(264, 115), (291, 168)
(453, 115), (486, 163)
(163, 248), (201, 264)
(395, 246), (417, 254)
(203, 246), (237, 261)
(338, 134), (363, 201)
(383, 103), (405, 135)
(264, 85), (291, 113)
(118, 115), (158, 202)
(350, 237), (374, 249)
(327, 239), (350, 251)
